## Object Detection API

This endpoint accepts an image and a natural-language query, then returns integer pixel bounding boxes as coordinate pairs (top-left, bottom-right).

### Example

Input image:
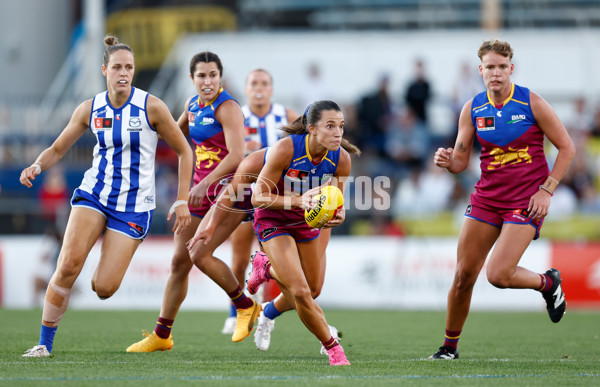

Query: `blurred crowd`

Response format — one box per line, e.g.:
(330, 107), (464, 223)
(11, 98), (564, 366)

(1, 58), (600, 237)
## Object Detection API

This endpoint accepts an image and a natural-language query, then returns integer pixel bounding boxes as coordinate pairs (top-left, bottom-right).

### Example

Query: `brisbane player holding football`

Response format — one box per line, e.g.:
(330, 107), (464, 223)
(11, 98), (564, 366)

(247, 100), (353, 366)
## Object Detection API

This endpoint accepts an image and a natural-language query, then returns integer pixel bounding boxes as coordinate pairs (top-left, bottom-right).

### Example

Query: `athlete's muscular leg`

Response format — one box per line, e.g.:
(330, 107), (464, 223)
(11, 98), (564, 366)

(158, 216), (201, 320)
(188, 211), (247, 292)
(43, 207), (106, 327)
(272, 229), (330, 312)
(262, 236), (331, 342)
(92, 229), (142, 299)
(446, 218), (499, 332)
(229, 221), (256, 287)
(486, 223), (539, 289)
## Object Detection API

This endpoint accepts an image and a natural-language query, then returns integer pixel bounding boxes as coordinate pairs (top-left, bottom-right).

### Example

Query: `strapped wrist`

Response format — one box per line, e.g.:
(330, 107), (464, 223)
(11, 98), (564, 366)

(169, 200), (188, 214)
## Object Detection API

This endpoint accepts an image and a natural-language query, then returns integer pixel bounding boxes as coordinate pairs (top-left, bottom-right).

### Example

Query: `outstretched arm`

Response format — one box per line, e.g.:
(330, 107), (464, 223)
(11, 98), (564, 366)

(20, 100), (91, 188)
(252, 138), (300, 210)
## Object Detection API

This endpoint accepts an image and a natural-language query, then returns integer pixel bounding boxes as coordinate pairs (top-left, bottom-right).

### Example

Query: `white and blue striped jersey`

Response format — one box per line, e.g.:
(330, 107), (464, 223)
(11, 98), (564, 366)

(79, 87), (158, 212)
(241, 103), (288, 151)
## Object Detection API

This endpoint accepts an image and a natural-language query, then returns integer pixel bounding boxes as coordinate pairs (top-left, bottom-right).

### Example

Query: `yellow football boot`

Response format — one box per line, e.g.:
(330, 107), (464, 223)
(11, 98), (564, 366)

(126, 330), (173, 352)
(232, 300), (262, 342)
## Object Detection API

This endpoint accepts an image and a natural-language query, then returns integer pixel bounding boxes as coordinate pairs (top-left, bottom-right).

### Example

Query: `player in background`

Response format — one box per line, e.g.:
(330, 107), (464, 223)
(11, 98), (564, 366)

(20, 35), (193, 357)
(247, 100), (352, 365)
(126, 52), (261, 353)
(430, 39), (575, 359)
(221, 69), (298, 334)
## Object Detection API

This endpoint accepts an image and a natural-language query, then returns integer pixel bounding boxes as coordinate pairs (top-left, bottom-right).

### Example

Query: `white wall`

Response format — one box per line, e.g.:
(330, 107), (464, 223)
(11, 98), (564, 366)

(159, 29), (600, 135)
(0, 0), (71, 99)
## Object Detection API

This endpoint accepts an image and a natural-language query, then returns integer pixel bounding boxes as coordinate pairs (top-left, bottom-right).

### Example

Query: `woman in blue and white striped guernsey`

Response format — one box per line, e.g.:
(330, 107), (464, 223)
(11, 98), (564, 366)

(19, 35), (194, 358)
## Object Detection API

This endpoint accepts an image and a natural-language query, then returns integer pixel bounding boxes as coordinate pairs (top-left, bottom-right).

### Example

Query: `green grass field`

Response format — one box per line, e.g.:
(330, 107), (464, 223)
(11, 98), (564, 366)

(1, 309), (599, 386)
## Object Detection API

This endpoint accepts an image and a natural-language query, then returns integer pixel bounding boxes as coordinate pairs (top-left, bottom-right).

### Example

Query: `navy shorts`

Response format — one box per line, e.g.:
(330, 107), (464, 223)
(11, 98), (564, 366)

(70, 188), (153, 240)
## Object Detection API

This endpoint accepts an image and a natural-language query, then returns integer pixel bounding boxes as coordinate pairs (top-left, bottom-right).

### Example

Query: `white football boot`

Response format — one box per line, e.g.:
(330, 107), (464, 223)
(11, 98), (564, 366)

(22, 345), (50, 358)
(221, 316), (237, 334)
(254, 309), (276, 351)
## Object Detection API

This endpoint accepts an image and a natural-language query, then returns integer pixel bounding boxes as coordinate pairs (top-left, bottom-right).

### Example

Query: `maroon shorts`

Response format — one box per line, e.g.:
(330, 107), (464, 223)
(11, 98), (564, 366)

(465, 200), (543, 240)
(189, 193), (218, 218)
(253, 208), (320, 242)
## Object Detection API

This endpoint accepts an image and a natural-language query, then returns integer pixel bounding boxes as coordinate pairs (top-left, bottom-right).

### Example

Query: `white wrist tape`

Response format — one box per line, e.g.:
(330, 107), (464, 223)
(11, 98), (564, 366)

(32, 163), (42, 174)
(169, 200), (188, 215)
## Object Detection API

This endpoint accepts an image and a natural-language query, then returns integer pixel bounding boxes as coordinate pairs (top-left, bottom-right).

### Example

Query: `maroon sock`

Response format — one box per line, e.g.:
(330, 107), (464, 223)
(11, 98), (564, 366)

(227, 286), (254, 309)
(539, 273), (554, 293)
(443, 329), (461, 350)
(321, 336), (339, 351)
(264, 262), (273, 279)
(154, 317), (174, 339)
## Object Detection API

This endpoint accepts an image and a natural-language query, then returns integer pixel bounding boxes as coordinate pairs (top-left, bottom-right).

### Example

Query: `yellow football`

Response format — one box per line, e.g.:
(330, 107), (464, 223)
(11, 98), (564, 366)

(304, 185), (344, 228)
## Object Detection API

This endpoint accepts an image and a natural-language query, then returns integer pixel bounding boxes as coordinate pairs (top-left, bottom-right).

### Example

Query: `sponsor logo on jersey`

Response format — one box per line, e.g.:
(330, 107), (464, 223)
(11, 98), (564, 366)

(466, 204), (472, 214)
(127, 117), (142, 131)
(94, 117), (113, 130)
(200, 117), (215, 125)
(508, 114), (527, 124)
(496, 111), (502, 117)
(246, 126), (258, 135)
(188, 112), (196, 125)
(476, 116), (495, 131)
(115, 113), (121, 121)
(286, 169), (309, 181)
(144, 196), (154, 203)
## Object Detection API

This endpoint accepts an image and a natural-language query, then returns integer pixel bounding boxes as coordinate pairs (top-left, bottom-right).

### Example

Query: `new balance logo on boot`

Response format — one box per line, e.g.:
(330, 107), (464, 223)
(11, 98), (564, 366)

(542, 268), (566, 323)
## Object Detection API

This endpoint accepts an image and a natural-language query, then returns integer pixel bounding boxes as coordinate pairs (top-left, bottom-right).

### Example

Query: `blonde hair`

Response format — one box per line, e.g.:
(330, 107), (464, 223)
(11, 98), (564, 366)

(478, 39), (513, 61)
